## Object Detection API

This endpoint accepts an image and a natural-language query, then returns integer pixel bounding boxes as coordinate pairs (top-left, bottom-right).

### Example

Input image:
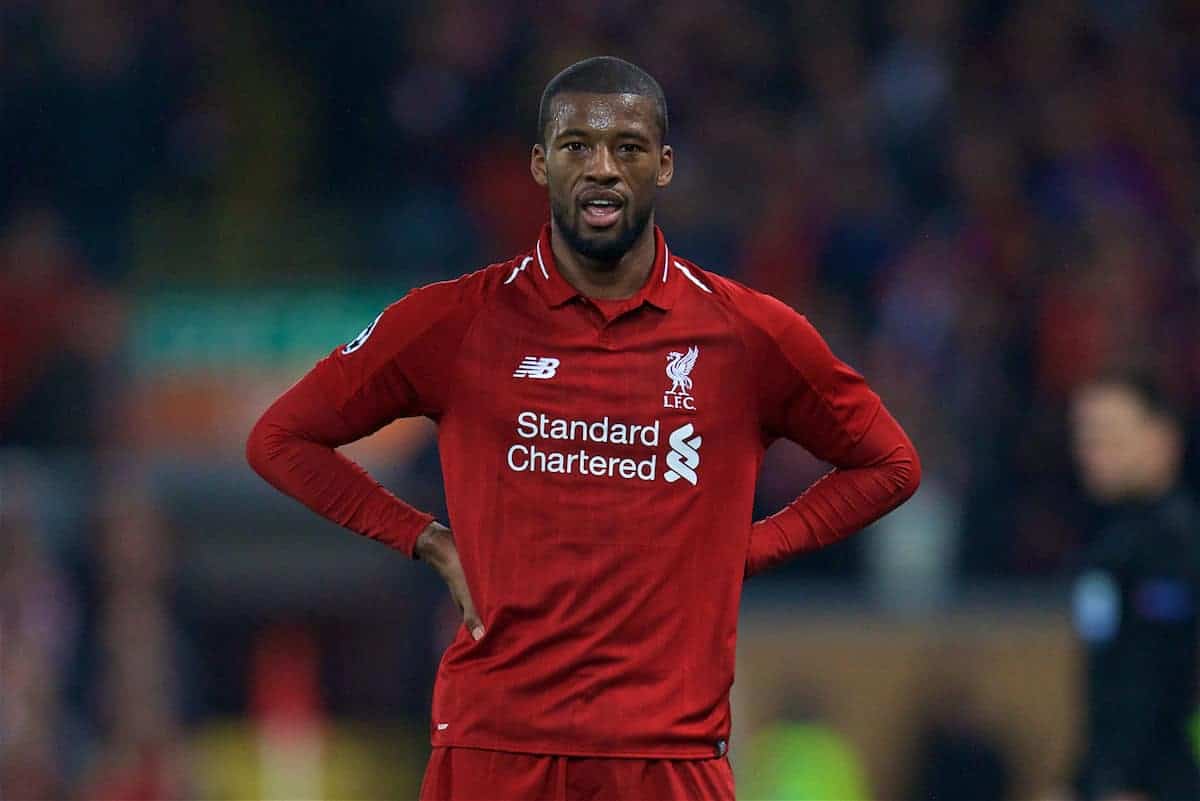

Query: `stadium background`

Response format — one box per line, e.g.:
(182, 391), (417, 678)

(3, 0), (1200, 798)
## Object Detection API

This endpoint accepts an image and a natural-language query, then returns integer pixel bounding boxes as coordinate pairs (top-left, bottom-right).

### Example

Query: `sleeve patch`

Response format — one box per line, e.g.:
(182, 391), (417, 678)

(341, 312), (383, 355)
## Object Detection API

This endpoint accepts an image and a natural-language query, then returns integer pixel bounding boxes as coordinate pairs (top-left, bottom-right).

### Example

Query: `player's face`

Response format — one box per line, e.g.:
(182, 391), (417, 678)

(1070, 384), (1171, 502)
(531, 92), (673, 264)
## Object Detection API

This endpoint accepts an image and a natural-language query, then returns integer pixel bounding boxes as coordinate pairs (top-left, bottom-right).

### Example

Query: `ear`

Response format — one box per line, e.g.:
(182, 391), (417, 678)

(530, 144), (548, 187)
(656, 144), (674, 188)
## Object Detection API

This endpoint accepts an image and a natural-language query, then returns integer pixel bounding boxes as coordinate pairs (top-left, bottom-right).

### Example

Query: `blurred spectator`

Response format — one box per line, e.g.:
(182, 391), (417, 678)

(1068, 370), (1200, 801)
(0, 207), (123, 449)
(0, 475), (76, 800)
(870, 0), (956, 212)
(78, 482), (190, 800)
(909, 680), (1014, 801)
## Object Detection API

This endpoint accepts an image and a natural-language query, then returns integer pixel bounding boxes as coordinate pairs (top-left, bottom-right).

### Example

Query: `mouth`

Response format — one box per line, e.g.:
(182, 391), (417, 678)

(578, 190), (625, 229)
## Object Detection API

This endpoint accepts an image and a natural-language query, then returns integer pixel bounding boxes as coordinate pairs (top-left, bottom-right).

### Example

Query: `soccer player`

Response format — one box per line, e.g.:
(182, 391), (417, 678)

(1068, 370), (1200, 801)
(246, 56), (920, 800)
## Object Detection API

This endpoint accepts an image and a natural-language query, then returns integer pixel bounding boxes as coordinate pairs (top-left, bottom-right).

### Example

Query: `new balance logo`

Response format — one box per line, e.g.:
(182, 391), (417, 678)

(664, 423), (702, 485)
(513, 356), (560, 379)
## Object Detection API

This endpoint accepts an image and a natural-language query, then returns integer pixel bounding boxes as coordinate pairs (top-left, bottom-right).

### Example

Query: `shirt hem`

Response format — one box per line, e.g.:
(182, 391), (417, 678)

(430, 735), (728, 760)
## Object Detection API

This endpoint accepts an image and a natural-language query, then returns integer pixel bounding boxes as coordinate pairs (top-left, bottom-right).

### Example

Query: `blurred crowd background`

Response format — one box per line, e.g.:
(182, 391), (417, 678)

(4, 0), (1200, 798)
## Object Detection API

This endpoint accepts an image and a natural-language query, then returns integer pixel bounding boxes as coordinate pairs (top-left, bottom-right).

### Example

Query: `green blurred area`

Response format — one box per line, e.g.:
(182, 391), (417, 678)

(740, 721), (871, 801)
(132, 290), (406, 370)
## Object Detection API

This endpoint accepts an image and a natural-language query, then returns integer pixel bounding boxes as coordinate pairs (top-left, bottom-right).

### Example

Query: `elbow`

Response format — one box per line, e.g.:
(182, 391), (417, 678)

(892, 437), (922, 504)
(245, 412), (279, 480)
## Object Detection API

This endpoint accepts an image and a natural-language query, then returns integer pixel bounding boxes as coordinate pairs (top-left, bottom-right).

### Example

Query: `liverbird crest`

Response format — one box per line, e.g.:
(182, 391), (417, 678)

(665, 346), (699, 397)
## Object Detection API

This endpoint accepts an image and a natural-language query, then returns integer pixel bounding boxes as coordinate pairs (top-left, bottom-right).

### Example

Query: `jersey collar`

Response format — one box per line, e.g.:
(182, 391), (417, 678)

(532, 223), (680, 311)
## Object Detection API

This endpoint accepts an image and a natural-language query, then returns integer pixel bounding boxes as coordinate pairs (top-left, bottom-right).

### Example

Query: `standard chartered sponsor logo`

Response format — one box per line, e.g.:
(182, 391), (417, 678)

(507, 411), (659, 480)
(663, 423), (702, 485)
(505, 411), (700, 485)
(514, 411), (661, 446)
(506, 445), (658, 480)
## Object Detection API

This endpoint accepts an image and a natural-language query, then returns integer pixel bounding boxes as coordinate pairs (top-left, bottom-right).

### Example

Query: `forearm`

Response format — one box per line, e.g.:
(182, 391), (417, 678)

(746, 407), (920, 577)
(246, 376), (434, 557)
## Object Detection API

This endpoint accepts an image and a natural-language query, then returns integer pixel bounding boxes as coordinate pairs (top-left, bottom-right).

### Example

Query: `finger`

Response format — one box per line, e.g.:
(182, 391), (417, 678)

(463, 606), (482, 637)
(459, 595), (485, 640)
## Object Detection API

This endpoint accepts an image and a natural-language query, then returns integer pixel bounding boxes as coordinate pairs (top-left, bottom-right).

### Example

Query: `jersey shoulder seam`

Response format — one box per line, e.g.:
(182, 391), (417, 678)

(686, 265), (879, 445)
(341, 260), (509, 419)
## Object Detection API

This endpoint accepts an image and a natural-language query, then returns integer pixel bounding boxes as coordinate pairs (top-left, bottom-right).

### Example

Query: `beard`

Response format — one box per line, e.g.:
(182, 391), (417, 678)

(550, 193), (653, 265)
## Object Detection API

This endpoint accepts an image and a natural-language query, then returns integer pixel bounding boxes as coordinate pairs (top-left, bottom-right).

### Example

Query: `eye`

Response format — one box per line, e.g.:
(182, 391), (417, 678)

(562, 142), (586, 152)
(618, 143), (645, 154)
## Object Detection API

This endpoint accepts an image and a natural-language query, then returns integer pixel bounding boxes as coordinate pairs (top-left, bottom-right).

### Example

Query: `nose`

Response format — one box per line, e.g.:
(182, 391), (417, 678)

(584, 144), (619, 183)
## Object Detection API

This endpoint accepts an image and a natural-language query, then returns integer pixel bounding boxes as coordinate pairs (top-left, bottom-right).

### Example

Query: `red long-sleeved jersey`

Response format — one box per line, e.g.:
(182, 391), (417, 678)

(246, 224), (919, 759)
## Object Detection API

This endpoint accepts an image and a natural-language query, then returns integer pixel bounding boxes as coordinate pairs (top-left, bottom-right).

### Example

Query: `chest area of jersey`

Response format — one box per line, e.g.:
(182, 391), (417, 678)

(465, 302), (742, 412)
(450, 304), (752, 485)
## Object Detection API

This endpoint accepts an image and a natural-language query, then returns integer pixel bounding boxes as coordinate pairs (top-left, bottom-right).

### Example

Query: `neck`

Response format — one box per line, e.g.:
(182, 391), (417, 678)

(549, 216), (657, 300)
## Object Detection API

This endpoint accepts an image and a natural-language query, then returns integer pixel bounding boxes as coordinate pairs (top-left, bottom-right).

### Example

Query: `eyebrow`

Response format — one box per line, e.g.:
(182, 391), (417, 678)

(553, 127), (653, 144)
(554, 128), (593, 141)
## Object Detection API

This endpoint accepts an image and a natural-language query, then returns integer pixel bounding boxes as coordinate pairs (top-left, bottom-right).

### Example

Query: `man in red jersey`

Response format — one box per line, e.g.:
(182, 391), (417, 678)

(246, 56), (920, 800)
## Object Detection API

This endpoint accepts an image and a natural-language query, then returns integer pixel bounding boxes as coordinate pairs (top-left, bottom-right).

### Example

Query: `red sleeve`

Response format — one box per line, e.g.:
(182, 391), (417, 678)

(245, 278), (480, 557)
(744, 299), (920, 577)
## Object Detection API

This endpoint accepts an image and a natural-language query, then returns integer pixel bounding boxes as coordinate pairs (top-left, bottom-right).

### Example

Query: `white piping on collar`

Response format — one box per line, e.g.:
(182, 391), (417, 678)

(531, 237), (678, 291)
(503, 255), (534, 285)
(673, 260), (712, 293)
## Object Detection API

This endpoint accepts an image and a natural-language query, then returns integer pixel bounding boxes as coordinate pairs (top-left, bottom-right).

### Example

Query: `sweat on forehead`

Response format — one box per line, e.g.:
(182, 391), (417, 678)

(546, 93), (660, 139)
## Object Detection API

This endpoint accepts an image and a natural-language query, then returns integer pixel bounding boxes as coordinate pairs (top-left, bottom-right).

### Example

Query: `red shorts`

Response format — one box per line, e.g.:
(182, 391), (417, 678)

(419, 746), (736, 801)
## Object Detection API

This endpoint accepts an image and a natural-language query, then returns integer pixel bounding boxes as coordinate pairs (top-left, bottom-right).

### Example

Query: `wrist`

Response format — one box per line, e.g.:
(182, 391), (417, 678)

(415, 521), (454, 567)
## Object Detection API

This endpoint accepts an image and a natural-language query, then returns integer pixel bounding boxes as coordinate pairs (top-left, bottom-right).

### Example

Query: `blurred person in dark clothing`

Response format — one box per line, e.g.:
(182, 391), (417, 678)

(909, 679), (1012, 801)
(1068, 369), (1200, 801)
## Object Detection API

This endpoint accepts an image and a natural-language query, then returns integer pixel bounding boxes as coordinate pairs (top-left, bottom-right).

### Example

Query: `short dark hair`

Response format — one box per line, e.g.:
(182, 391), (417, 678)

(1084, 366), (1183, 424)
(537, 56), (668, 145)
